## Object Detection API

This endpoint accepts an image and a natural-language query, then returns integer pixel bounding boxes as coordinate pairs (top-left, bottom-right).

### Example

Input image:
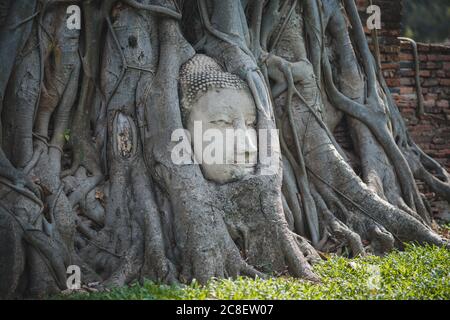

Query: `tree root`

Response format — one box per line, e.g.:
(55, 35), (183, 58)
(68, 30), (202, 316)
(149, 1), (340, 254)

(1, 0), (449, 299)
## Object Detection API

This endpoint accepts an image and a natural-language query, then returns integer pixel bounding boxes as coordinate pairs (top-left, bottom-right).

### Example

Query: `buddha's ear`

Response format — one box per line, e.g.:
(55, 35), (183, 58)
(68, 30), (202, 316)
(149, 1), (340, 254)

(180, 96), (192, 111)
(179, 98), (193, 126)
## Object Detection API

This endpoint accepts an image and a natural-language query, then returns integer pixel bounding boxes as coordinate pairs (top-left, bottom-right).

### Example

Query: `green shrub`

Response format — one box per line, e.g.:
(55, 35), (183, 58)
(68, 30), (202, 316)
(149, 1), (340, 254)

(60, 244), (450, 300)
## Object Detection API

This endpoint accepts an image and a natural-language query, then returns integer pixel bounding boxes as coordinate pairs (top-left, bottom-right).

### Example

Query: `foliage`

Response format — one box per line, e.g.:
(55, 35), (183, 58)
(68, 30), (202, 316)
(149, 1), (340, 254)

(403, 0), (450, 43)
(59, 244), (450, 300)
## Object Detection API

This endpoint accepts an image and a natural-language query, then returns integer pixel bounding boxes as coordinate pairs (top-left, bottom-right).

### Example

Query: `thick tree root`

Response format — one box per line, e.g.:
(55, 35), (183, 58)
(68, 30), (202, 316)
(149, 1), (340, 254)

(0, 0), (449, 299)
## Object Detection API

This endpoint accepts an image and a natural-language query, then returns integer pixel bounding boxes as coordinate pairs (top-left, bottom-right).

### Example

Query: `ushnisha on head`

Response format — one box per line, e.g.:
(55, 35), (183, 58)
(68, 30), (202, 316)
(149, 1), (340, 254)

(179, 54), (258, 184)
(179, 54), (249, 117)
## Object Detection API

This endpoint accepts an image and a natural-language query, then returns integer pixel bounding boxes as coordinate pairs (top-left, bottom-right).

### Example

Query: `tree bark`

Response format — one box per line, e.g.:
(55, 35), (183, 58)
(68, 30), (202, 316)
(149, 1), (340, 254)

(0, 0), (448, 298)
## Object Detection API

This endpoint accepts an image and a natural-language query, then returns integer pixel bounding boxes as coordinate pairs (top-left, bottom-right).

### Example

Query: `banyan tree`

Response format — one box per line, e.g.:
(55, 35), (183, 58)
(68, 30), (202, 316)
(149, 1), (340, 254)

(0, 0), (449, 298)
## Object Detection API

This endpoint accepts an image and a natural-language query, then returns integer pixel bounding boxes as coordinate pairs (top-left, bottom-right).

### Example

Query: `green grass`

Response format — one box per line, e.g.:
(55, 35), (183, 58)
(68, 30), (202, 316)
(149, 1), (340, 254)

(60, 244), (450, 300)
(442, 223), (450, 232)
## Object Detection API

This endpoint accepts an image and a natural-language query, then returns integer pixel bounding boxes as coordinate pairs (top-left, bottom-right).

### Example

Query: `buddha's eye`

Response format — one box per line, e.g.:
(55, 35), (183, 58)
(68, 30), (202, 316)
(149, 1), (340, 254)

(211, 120), (230, 126)
(247, 120), (257, 128)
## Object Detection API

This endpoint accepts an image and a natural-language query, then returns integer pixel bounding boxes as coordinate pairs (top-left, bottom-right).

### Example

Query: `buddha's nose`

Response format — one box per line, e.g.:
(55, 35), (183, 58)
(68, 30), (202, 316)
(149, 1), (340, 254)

(234, 123), (257, 163)
(245, 128), (258, 154)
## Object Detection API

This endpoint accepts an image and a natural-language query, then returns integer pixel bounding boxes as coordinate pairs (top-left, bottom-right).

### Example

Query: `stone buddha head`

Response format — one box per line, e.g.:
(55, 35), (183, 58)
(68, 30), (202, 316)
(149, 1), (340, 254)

(179, 55), (258, 184)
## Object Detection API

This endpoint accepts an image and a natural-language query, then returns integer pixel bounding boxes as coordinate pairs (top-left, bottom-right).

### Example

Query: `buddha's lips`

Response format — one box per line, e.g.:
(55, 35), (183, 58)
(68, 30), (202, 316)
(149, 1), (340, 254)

(227, 163), (256, 168)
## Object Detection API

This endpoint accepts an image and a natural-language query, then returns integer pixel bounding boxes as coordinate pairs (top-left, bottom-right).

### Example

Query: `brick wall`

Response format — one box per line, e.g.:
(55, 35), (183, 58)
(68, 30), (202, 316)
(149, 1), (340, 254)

(393, 43), (450, 216)
(335, 0), (450, 216)
(395, 43), (450, 170)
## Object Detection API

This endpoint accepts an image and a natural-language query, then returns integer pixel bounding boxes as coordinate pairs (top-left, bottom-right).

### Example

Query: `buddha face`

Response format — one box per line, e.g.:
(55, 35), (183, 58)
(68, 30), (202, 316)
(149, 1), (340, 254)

(186, 87), (258, 184)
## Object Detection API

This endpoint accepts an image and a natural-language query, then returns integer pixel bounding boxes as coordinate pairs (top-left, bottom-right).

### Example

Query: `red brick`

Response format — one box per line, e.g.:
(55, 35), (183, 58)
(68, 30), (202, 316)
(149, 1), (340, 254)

(400, 53), (413, 61)
(436, 70), (446, 78)
(383, 71), (396, 78)
(437, 100), (450, 108)
(419, 54), (428, 61)
(400, 78), (415, 86)
(420, 70), (431, 77)
(417, 44), (431, 52)
(435, 150), (450, 157)
(425, 62), (442, 69)
(386, 79), (400, 87)
(400, 70), (414, 77)
(400, 87), (414, 94)
(422, 79), (439, 87)
(428, 54), (440, 61)
(424, 99), (436, 108)
(425, 93), (439, 100)
(382, 63), (398, 70)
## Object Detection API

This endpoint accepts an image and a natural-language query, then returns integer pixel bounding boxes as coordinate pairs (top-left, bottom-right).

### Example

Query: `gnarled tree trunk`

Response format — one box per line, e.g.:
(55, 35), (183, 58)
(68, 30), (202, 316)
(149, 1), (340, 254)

(0, 0), (448, 299)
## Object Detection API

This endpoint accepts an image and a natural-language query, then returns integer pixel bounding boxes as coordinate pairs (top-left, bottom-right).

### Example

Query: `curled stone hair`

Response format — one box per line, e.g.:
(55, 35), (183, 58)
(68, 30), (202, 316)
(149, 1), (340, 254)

(179, 54), (249, 121)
